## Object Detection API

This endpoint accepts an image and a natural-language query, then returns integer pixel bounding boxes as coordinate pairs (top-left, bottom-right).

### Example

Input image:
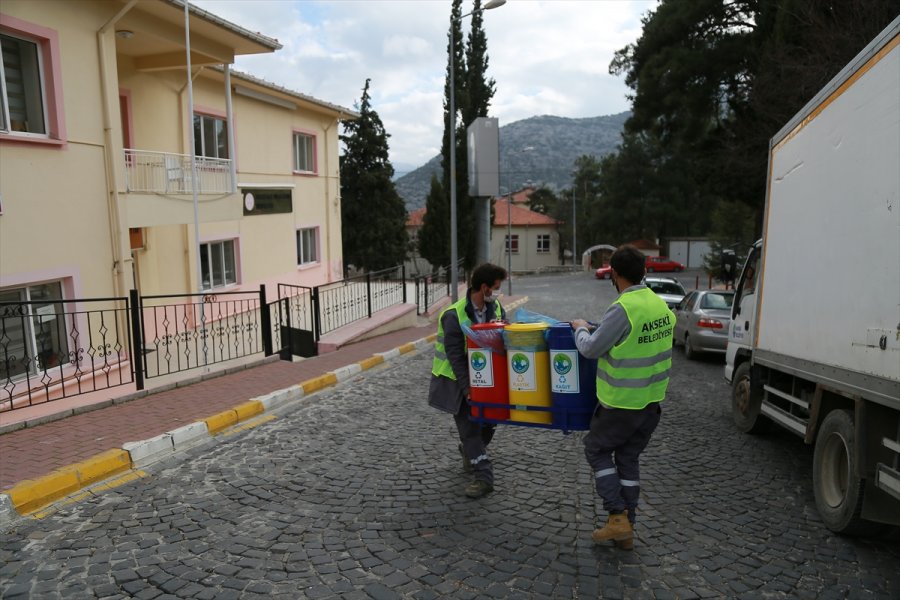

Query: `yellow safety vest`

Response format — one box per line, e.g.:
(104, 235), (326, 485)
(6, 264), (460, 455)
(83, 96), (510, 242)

(432, 296), (502, 380)
(596, 287), (675, 409)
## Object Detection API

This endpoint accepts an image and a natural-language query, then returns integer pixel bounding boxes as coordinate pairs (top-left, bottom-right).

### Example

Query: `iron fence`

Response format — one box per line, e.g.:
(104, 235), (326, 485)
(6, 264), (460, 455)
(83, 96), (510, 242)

(138, 286), (271, 379)
(273, 284), (317, 358)
(0, 296), (135, 412)
(315, 266), (406, 336)
(414, 261), (466, 315)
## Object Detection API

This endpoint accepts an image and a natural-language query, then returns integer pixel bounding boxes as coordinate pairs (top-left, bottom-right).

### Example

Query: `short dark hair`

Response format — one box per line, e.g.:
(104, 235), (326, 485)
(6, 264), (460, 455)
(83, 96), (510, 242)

(610, 245), (646, 285)
(470, 263), (507, 290)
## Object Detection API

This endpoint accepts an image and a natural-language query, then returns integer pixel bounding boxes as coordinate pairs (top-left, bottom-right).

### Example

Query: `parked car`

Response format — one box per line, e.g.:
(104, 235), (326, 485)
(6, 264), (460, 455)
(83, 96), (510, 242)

(643, 276), (686, 309)
(646, 256), (685, 273)
(595, 264), (613, 279)
(674, 290), (734, 359)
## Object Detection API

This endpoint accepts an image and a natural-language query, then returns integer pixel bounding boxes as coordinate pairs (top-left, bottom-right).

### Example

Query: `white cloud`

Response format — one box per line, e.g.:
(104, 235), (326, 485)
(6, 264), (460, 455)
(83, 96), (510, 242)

(193, 0), (655, 167)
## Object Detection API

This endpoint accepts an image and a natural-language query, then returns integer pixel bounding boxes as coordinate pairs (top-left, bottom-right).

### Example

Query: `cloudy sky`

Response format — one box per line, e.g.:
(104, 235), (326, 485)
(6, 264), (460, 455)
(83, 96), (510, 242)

(193, 0), (656, 175)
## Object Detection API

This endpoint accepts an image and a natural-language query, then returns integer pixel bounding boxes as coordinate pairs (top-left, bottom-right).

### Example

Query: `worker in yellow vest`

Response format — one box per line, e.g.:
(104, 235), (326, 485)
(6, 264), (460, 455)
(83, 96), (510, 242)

(428, 263), (507, 498)
(571, 245), (675, 550)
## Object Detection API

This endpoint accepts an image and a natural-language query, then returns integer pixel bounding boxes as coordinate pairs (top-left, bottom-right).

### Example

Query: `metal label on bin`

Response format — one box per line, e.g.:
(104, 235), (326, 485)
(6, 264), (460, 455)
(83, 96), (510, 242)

(551, 350), (580, 393)
(468, 349), (493, 387)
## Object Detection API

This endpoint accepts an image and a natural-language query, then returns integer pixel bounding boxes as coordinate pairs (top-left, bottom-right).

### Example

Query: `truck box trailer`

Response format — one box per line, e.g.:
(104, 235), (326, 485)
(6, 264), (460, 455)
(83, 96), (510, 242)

(724, 17), (900, 534)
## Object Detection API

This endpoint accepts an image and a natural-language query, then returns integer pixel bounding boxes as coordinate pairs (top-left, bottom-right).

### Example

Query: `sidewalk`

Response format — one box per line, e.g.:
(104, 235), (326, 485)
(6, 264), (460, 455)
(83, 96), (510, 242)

(0, 294), (528, 519)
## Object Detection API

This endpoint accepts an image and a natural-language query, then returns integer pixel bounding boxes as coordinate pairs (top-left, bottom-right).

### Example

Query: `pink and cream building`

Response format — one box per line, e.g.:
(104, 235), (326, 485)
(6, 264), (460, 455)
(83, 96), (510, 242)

(0, 0), (355, 396)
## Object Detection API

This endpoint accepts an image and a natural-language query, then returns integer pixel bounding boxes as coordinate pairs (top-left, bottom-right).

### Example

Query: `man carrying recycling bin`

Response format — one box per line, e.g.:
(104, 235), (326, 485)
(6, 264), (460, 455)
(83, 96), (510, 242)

(571, 244), (675, 550)
(428, 263), (507, 499)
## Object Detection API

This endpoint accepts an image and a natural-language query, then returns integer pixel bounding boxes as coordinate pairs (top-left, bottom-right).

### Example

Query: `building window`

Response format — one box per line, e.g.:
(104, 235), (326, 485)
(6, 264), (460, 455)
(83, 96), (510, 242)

(0, 281), (68, 380)
(296, 227), (318, 265)
(293, 132), (315, 173)
(0, 32), (46, 135)
(536, 234), (550, 253)
(193, 113), (228, 159)
(505, 234), (519, 254)
(200, 240), (237, 290)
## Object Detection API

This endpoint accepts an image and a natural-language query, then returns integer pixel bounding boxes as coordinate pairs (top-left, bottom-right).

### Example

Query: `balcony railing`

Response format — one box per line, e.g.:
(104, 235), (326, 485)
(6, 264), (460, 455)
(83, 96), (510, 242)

(124, 149), (234, 195)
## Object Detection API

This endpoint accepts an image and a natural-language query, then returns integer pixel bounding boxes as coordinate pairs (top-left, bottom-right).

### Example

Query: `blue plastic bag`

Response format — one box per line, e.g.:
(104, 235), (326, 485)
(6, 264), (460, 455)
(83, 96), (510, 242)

(461, 321), (507, 353)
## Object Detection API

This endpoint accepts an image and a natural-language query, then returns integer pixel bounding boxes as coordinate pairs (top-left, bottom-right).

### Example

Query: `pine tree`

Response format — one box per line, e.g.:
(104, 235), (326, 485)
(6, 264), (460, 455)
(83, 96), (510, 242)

(339, 79), (408, 274)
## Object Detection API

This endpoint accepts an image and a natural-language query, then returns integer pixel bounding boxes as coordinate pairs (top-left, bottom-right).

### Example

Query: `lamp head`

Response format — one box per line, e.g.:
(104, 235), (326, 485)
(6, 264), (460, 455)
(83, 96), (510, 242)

(484, 0), (507, 9)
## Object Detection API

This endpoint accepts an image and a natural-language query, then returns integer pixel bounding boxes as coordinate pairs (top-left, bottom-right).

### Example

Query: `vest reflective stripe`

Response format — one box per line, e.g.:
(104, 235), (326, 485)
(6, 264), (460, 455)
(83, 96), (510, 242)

(603, 348), (672, 369)
(432, 297), (502, 380)
(596, 287), (675, 409)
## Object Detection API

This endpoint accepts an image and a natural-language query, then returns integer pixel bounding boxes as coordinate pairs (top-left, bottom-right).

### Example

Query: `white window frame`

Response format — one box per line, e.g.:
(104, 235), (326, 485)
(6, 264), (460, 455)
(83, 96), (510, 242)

(296, 227), (319, 266)
(536, 234), (551, 253)
(505, 234), (519, 254)
(200, 239), (238, 290)
(293, 131), (316, 173)
(0, 31), (48, 138)
(193, 113), (228, 159)
(0, 281), (68, 380)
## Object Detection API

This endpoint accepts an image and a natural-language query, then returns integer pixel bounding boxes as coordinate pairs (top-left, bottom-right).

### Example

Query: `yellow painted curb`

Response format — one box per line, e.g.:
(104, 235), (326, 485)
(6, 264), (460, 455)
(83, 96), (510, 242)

(4, 468), (81, 515)
(302, 373), (338, 394)
(425, 334), (437, 342)
(358, 356), (384, 371)
(234, 400), (264, 422)
(74, 449), (131, 487)
(205, 409), (238, 434)
(397, 342), (417, 354)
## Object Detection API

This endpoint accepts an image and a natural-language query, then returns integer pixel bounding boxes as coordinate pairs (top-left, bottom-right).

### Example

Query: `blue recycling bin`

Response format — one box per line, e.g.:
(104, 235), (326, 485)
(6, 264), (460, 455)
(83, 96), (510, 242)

(547, 323), (598, 431)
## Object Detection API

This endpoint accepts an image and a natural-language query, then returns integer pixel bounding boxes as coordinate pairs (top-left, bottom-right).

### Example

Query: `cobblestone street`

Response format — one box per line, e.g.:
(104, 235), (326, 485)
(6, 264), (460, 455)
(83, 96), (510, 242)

(1, 273), (898, 599)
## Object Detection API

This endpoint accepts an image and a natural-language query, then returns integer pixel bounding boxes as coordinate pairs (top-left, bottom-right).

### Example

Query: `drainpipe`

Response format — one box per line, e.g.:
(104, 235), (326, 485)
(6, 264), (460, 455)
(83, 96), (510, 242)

(224, 65), (236, 193)
(97, 0), (138, 299)
(322, 115), (341, 282)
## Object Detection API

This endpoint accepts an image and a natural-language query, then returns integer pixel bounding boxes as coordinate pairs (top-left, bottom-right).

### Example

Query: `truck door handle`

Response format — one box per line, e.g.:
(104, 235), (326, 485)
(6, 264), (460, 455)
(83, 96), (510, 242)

(744, 321), (750, 330)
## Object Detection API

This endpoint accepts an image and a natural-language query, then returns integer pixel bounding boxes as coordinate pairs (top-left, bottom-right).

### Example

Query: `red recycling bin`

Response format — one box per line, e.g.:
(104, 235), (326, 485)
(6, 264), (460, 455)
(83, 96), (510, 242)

(466, 322), (509, 421)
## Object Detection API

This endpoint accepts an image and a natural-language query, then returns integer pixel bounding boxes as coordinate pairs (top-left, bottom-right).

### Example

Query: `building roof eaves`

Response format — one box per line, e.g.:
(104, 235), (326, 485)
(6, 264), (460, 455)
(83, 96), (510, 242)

(214, 67), (359, 118)
(164, 0), (282, 50)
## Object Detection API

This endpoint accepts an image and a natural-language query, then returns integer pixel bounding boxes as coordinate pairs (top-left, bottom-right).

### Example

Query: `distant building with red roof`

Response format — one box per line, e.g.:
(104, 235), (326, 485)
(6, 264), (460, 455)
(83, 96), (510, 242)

(404, 186), (565, 274)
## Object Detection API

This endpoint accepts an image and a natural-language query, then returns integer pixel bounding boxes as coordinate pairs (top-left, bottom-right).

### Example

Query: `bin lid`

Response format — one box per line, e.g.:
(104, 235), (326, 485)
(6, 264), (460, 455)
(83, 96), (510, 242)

(471, 322), (506, 331)
(506, 323), (549, 332)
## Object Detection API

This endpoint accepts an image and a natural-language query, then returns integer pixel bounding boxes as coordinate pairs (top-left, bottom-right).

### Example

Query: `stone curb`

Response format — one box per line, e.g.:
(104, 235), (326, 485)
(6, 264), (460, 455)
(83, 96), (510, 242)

(0, 295), (530, 528)
(0, 333), (439, 528)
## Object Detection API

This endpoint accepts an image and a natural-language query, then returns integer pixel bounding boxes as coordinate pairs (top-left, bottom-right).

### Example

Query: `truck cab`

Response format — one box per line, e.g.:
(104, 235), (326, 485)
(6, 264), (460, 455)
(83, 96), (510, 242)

(724, 241), (761, 385)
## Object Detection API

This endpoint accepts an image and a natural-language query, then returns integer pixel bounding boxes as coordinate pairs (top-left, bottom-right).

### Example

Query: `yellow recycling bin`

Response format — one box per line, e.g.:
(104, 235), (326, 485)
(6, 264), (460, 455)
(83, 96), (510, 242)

(505, 323), (552, 424)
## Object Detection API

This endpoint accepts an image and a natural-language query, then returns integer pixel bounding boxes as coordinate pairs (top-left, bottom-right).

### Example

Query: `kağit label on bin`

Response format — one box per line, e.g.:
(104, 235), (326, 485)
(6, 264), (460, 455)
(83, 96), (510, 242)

(551, 350), (580, 393)
(509, 351), (536, 391)
(468, 349), (493, 387)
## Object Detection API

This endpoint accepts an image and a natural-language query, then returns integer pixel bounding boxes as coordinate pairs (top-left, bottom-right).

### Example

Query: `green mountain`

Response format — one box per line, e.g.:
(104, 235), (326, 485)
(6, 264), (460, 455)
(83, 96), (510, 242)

(395, 112), (629, 210)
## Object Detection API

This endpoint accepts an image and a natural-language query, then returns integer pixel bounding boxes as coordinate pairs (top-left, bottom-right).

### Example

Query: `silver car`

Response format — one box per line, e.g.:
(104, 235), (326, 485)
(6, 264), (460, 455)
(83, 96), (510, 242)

(673, 290), (735, 359)
(643, 276), (686, 309)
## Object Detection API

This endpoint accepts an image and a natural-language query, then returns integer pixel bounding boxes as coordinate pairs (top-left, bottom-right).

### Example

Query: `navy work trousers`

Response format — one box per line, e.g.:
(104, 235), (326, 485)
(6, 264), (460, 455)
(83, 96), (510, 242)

(454, 401), (496, 484)
(583, 402), (661, 523)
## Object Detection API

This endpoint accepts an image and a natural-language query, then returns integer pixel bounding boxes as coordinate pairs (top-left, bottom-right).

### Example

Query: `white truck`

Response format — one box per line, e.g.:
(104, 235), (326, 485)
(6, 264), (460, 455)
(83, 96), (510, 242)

(724, 17), (900, 535)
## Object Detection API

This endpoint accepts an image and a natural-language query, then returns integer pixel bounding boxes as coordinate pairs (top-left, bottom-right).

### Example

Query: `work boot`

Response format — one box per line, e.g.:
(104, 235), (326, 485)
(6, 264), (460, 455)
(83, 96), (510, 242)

(464, 479), (493, 498)
(459, 444), (473, 473)
(592, 511), (633, 545)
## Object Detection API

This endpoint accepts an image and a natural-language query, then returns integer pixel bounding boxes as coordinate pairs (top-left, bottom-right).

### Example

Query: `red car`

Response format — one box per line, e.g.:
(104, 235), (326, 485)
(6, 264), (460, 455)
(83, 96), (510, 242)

(595, 265), (613, 279)
(645, 256), (685, 273)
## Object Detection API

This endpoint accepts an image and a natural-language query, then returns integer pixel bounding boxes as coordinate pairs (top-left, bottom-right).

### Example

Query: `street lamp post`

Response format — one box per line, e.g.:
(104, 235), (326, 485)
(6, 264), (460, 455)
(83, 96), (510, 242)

(448, 0), (506, 301)
(572, 188), (577, 267)
(507, 190), (512, 295)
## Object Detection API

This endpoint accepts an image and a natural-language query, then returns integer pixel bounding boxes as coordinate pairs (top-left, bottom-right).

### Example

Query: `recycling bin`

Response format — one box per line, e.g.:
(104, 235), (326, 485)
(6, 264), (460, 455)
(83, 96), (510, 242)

(547, 323), (598, 430)
(466, 322), (509, 421)
(504, 323), (552, 425)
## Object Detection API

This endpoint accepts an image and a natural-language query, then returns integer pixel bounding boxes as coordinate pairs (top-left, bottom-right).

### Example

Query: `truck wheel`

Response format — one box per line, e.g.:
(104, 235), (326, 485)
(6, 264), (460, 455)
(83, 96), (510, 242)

(683, 334), (695, 360)
(813, 410), (876, 535)
(731, 362), (767, 433)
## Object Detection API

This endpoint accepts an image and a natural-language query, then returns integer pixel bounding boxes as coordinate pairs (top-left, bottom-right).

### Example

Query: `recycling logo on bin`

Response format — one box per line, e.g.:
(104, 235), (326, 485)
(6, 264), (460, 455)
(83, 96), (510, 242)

(468, 349), (493, 387)
(509, 351), (537, 391)
(551, 350), (579, 393)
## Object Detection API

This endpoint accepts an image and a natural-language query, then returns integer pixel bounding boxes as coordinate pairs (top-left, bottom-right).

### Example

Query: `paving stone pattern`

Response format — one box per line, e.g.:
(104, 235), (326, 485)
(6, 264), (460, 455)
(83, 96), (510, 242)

(1, 272), (899, 598)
